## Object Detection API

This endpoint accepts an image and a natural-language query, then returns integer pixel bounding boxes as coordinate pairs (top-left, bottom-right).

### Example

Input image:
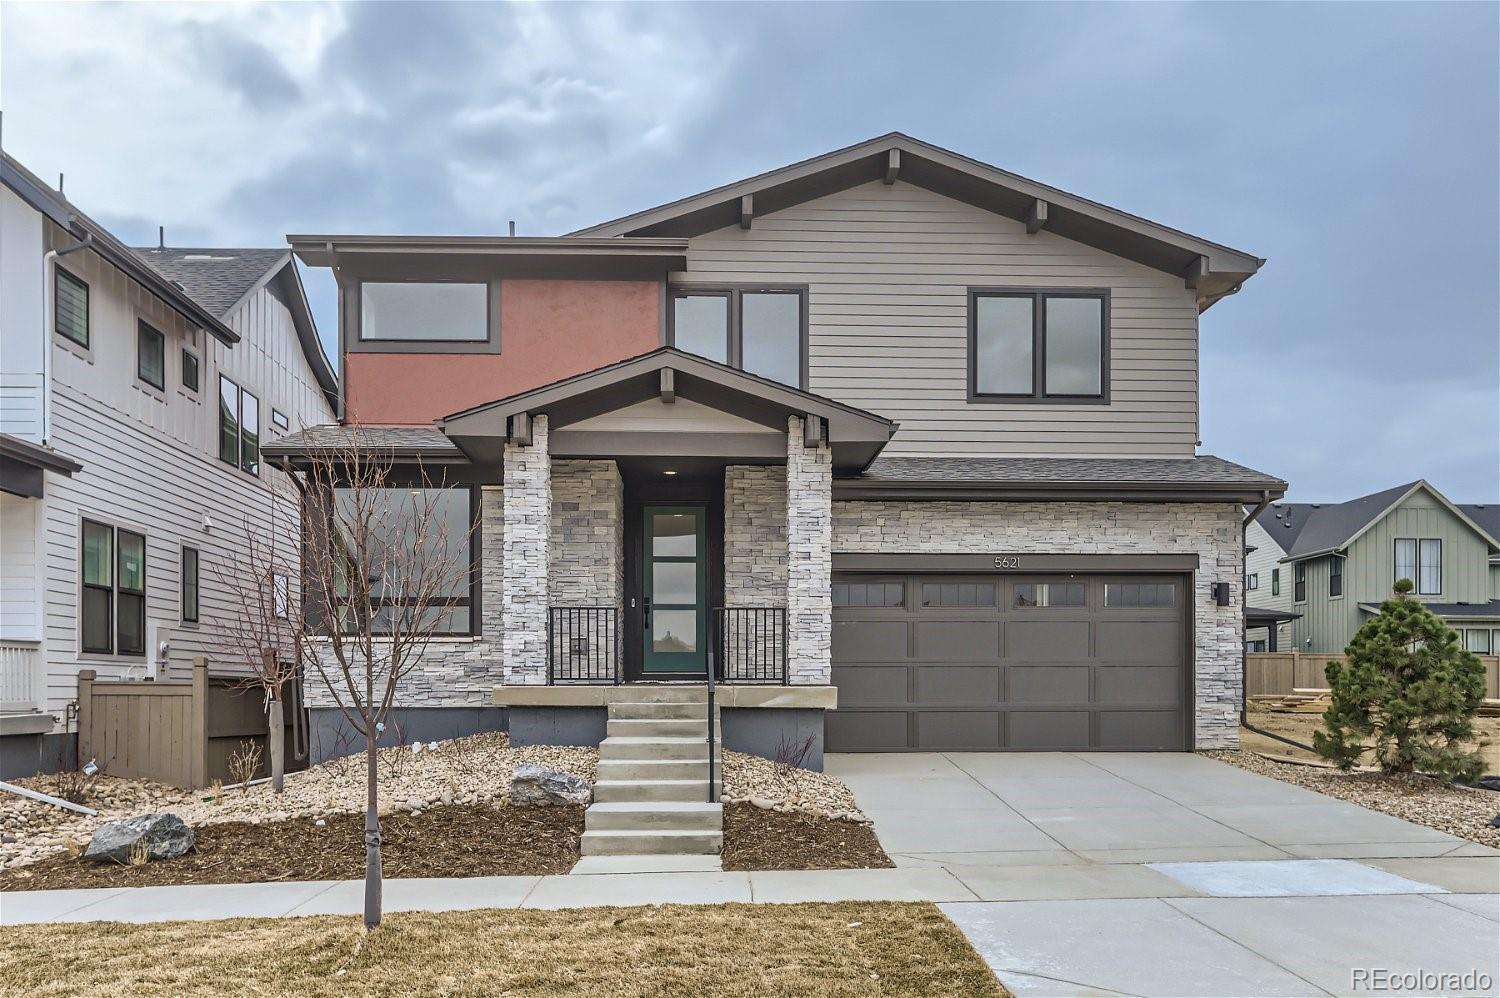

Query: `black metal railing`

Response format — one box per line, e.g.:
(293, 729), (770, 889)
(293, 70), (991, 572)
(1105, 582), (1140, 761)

(547, 606), (619, 684)
(713, 607), (788, 684)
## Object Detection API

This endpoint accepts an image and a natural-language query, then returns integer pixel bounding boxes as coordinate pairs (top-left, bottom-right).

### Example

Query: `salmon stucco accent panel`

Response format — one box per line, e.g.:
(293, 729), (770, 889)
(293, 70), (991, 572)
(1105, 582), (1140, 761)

(344, 279), (661, 424)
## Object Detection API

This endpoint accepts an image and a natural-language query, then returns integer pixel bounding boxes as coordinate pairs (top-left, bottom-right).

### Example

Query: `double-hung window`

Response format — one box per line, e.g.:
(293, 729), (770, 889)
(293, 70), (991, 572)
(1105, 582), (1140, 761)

(219, 375), (260, 475)
(80, 520), (146, 656)
(669, 287), (805, 388)
(1329, 556), (1343, 597)
(137, 320), (166, 390)
(1418, 539), (1442, 595)
(970, 290), (1106, 401)
(1394, 538), (1417, 588)
(55, 267), (90, 348)
(1294, 562), (1307, 602)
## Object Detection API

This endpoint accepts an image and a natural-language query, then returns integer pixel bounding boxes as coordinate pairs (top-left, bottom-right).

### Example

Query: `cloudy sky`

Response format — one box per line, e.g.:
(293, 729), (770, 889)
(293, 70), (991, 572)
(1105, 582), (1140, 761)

(3, 1), (1496, 501)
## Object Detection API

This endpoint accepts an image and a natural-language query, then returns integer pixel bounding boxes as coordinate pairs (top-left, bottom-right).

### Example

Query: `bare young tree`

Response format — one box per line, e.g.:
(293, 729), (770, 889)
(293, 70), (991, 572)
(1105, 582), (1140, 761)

(210, 491), (301, 793)
(286, 427), (475, 930)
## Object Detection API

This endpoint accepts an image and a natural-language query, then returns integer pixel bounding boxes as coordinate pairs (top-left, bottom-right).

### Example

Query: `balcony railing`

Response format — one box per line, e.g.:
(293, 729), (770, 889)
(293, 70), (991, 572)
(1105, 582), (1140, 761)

(547, 606), (620, 684)
(714, 607), (788, 685)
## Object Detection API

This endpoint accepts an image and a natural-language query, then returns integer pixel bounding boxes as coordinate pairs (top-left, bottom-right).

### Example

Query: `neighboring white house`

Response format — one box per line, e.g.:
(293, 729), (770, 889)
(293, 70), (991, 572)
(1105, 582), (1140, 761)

(0, 154), (336, 777)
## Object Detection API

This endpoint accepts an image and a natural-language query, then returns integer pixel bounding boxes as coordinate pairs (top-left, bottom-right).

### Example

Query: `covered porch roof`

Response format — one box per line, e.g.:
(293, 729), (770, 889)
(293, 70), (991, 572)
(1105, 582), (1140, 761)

(0, 433), (83, 498)
(438, 347), (897, 474)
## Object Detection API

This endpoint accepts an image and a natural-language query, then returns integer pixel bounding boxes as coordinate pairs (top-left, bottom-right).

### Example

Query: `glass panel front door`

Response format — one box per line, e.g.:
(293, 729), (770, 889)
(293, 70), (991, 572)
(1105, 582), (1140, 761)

(643, 505), (707, 674)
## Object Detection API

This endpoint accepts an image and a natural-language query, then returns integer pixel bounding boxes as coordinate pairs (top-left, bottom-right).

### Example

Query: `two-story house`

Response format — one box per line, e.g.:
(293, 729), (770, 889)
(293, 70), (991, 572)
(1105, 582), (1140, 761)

(0, 154), (337, 778)
(267, 133), (1285, 775)
(1247, 481), (1500, 655)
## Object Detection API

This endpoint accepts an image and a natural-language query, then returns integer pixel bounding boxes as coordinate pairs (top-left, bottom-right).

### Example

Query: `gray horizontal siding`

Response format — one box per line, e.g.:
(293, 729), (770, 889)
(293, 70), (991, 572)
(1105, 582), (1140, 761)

(676, 181), (1201, 458)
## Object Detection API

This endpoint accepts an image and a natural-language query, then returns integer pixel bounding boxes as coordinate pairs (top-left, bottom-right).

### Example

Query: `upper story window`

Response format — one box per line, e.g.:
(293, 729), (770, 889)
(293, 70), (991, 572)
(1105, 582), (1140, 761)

(182, 350), (200, 393)
(1394, 538), (1416, 587)
(969, 290), (1107, 402)
(1293, 562), (1307, 602)
(137, 320), (166, 391)
(669, 287), (806, 388)
(1329, 556), (1343, 597)
(219, 375), (259, 476)
(360, 282), (489, 343)
(1418, 538), (1442, 595)
(55, 267), (90, 348)
(1271, 567), (1281, 596)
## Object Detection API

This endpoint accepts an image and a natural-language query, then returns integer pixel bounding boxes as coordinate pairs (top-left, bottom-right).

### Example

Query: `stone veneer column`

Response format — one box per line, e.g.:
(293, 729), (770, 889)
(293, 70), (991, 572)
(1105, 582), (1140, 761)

(785, 416), (832, 685)
(501, 414), (550, 685)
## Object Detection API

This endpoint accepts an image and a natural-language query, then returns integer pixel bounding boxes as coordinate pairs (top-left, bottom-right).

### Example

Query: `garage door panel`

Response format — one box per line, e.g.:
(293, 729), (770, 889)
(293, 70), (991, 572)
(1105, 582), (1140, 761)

(914, 711), (1001, 750)
(1007, 620), (1091, 660)
(1096, 621), (1181, 661)
(913, 620), (1000, 659)
(832, 620), (909, 662)
(1098, 710), (1182, 750)
(1008, 664), (1091, 704)
(1096, 665), (1181, 706)
(912, 665), (1001, 704)
(1008, 710), (1091, 750)
(835, 665), (910, 706)
(827, 710), (908, 751)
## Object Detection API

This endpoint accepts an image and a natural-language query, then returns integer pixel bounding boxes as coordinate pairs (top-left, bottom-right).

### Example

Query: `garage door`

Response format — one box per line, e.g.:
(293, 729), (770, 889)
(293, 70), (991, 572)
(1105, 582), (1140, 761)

(828, 574), (1188, 752)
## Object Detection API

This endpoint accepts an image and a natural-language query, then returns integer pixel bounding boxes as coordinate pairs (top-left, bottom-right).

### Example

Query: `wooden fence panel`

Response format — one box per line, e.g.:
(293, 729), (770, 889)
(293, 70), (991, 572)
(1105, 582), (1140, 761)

(1247, 652), (1500, 698)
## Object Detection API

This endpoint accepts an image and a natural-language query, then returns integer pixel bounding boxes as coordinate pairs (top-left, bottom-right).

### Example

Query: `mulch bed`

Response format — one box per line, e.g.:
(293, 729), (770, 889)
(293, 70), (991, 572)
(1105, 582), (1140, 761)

(0, 805), (583, 891)
(721, 802), (893, 871)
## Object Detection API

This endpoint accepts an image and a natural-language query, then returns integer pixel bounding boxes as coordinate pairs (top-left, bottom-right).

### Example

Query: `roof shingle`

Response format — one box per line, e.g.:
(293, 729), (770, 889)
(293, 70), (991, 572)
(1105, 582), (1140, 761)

(132, 248), (289, 318)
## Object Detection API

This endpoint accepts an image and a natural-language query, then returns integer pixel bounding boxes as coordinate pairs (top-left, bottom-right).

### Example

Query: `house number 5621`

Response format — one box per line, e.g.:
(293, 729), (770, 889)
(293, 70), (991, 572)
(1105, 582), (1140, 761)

(994, 556), (1021, 569)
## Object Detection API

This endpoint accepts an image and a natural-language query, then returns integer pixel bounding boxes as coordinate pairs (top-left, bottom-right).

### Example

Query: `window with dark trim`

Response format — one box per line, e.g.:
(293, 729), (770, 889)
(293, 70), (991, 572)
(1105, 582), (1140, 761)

(218, 375), (259, 475)
(969, 289), (1107, 402)
(1246, 573), (1259, 591)
(1271, 568), (1281, 596)
(117, 530), (146, 656)
(81, 520), (114, 654)
(1465, 628), (1492, 654)
(668, 286), (806, 388)
(137, 320), (166, 390)
(1329, 556), (1343, 598)
(325, 486), (478, 636)
(1394, 538), (1416, 588)
(55, 267), (90, 348)
(360, 281), (488, 342)
(273, 573), (290, 620)
(921, 582), (995, 607)
(1294, 562), (1307, 602)
(831, 581), (904, 608)
(1418, 538), (1442, 595)
(1103, 582), (1175, 608)
(1014, 583), (1085, 607)
(182, 349), (200, 392)
(271, 408), (290, 431)
(181, 546), (199, 623)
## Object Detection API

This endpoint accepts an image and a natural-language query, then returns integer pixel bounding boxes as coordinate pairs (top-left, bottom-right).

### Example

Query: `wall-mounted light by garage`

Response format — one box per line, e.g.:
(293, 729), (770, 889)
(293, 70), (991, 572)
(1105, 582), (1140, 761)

(1211, 582), (1231, 606)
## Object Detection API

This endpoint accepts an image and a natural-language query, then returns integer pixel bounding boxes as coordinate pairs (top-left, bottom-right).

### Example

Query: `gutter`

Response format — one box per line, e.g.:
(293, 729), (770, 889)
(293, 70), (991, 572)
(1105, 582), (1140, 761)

(1240, 490), (1317, 754)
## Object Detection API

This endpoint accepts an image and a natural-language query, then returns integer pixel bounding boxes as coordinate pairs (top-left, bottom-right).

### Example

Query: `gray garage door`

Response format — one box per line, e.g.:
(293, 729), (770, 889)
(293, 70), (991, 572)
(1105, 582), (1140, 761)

(828, 574), (1188, 752)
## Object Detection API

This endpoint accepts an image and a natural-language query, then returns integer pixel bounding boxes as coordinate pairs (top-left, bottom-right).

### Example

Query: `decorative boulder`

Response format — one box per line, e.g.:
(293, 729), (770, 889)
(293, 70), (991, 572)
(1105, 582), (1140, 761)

(510, 765), (591, 806)
(84, 813), (195, 864)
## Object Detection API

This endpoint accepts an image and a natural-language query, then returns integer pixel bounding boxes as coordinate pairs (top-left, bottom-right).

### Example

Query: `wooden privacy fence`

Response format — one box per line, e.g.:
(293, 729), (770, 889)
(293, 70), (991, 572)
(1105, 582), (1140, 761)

(1246, 651), (1500, 699)
(78, 657), (304, 790)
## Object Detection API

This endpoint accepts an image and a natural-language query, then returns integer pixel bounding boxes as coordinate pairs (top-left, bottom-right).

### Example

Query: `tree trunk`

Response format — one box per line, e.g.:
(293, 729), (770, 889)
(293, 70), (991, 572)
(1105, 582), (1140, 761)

(364, 729), (382, 929)
(267, 697), (285, 794)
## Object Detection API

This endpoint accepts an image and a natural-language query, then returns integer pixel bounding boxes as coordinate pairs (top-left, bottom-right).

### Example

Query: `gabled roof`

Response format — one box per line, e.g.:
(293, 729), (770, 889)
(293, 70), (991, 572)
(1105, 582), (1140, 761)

(439, 346), (896, 474)
(132, 246), (338, 408)
(1258, 481), (1500, 561)
(572, 132), (1264, 311)
(1459, 504), (1500, 547)
(1, 153), (239, 345)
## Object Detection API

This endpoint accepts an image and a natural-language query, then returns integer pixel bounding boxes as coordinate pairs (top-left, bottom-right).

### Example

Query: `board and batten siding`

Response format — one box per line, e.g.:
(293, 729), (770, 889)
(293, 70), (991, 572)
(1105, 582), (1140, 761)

(1244, 518), (1292, 648)
(674, 179), (1202, 458)
(22, 219), (334, 723)
(1, 186), (47, 442)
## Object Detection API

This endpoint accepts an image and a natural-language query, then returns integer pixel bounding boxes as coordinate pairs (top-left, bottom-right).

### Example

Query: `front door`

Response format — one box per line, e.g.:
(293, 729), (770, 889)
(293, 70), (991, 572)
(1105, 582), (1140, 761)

(642, 505), (708, 675)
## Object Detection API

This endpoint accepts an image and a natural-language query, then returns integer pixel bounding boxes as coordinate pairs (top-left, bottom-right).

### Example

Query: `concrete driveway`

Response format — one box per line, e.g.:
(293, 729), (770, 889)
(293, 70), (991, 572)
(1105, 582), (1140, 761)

(826, 752), (1500, 997)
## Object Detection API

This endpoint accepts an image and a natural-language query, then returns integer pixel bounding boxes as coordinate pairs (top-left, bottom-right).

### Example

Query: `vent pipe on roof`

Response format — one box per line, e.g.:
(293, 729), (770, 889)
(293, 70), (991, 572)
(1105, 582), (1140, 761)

(57, 172), (64, 194)
(508, 220), (516, 237)
(158, 226), (165, 250)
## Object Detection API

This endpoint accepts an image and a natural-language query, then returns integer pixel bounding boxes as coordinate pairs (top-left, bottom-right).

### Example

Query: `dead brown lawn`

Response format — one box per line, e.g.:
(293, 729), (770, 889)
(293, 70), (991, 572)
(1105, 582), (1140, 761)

(0, 901), (1006, 998)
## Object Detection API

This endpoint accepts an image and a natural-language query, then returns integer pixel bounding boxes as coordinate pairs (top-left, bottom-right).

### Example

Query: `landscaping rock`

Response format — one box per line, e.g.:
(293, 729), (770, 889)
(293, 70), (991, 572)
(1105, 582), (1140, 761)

(84, 813), (195, 864)
(1474, 775), (1500, 793)
(510, 765), (591, 806)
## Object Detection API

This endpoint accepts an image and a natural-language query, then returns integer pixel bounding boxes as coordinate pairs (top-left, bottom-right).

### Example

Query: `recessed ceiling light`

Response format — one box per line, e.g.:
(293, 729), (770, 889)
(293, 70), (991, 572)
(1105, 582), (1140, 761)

(663, 469), (678, 476)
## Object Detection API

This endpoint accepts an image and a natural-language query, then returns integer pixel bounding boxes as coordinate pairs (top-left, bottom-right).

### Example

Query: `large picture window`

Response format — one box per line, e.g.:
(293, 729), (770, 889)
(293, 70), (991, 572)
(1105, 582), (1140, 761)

(669, 287), (805, 388)
(325, 486), (476, 636)
(360, 282), (488, 342)
(970, 289), (1107, 402)
(219, 375), (259, 475)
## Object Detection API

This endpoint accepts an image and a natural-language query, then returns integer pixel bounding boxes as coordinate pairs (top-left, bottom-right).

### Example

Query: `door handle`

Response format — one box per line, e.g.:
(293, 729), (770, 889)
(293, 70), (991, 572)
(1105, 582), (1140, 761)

(643, 597), (651, 628)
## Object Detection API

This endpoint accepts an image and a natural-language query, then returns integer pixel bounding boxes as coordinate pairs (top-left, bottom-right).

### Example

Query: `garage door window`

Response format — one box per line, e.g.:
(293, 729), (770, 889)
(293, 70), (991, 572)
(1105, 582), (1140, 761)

(1014, 582), (1084, 607)
(1104, 582), (1176, 607)
(921, 582), (995, 607)
(832, 581), (904, 608)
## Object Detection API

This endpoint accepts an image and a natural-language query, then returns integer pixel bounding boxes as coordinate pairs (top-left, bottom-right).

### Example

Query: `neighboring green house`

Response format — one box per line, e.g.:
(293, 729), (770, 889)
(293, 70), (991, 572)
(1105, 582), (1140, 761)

(1245, 481), (1500, 654)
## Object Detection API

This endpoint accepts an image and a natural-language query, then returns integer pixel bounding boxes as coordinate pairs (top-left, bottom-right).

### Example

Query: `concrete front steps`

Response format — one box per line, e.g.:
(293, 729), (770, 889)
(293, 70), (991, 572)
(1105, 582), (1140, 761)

(580, 696), (723, 861)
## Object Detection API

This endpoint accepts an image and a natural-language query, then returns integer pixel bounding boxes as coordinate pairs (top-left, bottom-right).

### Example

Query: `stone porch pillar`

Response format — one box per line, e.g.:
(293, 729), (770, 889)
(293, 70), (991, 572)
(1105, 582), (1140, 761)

(501, 414), (550, 685)
(786, 415), (832, 685)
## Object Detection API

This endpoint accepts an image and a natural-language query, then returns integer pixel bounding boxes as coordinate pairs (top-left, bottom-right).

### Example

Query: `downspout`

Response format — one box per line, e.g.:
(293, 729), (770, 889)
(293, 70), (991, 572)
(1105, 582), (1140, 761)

(1240, 490), (1316, 754)
(41, 234), (93, 443)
